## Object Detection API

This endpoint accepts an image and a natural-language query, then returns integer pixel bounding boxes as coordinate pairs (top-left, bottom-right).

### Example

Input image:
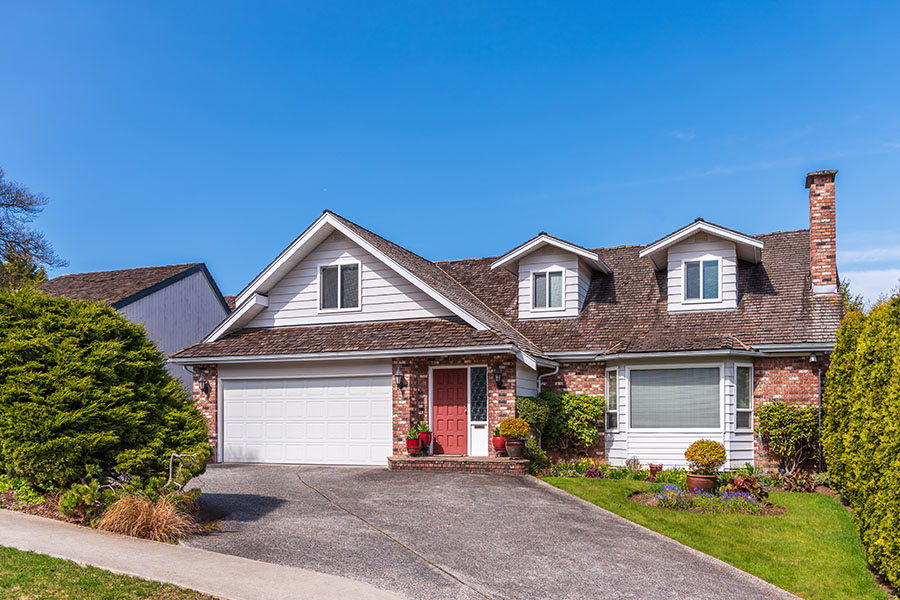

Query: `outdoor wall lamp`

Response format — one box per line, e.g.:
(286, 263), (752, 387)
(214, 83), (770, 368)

(394, 367), (408, 391)
(198, 373), (211, 398)
(493, 366), (505, 389)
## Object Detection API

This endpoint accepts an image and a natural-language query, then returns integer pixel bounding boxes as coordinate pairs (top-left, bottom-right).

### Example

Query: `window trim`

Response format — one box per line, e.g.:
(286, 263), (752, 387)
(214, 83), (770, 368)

(682, 257), (722, 303)
(735, 363), (754, 431)
(605, 369), (618, 432)
(318, 260), (362, 313)
(626, 363), (726, 432)
(532, 268), (565, 311)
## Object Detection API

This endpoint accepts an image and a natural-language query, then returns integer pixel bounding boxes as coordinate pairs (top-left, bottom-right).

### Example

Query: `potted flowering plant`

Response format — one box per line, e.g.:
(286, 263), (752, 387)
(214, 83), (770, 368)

(417, 421), (432, 448)
(684, 439), (727, 493)
(491, 426), (506, 454)
(649, 463), (664, 477)
(406, 428), (422, 454)
(499, 417), (530, 459)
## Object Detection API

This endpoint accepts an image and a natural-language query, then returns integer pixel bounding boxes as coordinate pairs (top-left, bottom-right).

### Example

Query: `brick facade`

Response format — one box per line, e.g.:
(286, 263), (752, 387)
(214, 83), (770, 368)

(391, 353), (517, 457)
(533, 361), (607, 460)
(807, 170), (838, 293)
(752, 356), (824, 469)
(191, 364), (219, 460)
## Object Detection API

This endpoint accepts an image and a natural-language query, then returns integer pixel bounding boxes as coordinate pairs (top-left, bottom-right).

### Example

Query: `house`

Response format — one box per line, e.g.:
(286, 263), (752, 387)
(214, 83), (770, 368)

(40, 263), (231, 390)
(170, 170), (843, 469)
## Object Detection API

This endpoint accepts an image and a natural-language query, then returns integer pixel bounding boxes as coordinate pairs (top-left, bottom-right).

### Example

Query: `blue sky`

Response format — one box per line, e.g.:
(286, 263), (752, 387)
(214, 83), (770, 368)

(2, 2), (899, 302)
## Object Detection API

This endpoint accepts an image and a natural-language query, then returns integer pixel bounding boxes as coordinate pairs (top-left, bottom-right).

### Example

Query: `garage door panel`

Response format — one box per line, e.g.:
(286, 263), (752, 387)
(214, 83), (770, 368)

(223, 375), (391, 465)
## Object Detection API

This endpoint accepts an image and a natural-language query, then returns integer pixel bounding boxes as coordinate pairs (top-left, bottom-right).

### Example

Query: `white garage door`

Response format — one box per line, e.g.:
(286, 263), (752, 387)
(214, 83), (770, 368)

(222, 376), (392, 465)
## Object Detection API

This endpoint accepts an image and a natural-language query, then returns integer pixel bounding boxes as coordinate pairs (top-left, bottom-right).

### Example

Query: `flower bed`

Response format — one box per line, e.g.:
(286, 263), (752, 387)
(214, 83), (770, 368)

(631, 484), (785, 516)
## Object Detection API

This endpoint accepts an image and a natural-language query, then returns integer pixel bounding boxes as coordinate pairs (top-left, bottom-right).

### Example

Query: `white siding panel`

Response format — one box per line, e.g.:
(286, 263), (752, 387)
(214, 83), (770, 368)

(121, 270), (229, 390)
(516, 361), (539, 397)
(577, 258), (592, 310)
(248, 231), (453, 327)
(667, 233), (739, 313)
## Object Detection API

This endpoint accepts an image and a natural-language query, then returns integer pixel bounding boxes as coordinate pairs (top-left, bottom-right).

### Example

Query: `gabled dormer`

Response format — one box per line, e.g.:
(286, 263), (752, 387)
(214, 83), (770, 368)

(491, 233), (611, 319)
(640, 219), (763, 313)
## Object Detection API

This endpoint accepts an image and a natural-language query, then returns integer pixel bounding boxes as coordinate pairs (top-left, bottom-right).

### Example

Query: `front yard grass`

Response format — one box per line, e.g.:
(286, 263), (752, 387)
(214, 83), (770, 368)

(0, 546), (217, 600)
(545, 478), (890, 600)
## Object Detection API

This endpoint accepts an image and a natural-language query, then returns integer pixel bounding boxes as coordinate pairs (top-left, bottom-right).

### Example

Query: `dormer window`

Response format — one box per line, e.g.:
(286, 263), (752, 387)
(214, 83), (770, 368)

(533, 270), (563, 309)
(320, 262), (360, 311)
(684, 259), (719, 301)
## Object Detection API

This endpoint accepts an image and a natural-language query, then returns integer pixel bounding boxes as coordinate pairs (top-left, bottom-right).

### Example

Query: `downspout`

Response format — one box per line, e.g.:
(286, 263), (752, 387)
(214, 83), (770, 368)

(537, 365), (560, 393)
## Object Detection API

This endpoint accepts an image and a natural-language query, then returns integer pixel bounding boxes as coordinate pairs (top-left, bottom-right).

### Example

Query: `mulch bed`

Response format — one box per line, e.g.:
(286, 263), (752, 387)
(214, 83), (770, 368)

(629, 491), (787, 516)
(0, 490), (86, 525)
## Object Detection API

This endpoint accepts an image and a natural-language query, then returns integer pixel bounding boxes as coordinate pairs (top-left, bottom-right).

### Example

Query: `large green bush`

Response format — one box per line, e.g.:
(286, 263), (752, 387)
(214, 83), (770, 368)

(515, 395), (550, 446)
(822, 295), (900, 588)
(755, 401), (819, 474)
(0, 287), (211, 489)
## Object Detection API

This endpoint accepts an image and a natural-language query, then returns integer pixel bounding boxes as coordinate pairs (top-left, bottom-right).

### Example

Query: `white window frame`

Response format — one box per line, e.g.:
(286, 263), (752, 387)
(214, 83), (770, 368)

(735, 363), (754, 431)
(605, 369), (618, 432)
(682, 256), (722, 303)
(626, 363), (725, 432)
(318, 260), (362, 313)
(532, 268), (564, 310)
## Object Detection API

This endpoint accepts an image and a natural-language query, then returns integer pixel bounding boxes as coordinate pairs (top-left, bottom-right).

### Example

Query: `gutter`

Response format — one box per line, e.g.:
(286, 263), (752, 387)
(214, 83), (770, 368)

(549, 343), (836, 363)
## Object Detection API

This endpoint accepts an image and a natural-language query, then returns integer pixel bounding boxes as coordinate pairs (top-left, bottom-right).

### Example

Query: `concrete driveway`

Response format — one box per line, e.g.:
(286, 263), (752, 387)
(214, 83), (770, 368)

(186, 464), (794, 600)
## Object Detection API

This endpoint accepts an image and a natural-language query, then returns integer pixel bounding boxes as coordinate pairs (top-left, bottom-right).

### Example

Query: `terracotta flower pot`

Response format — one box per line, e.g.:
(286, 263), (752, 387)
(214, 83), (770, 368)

(506, 439), (525, 458)
(686, 473), (716, 493)
(492, 436), (507, 452)
(649, 464), (663, 477)
(406, 438), (422, 454)
(418, 431), (432, 447)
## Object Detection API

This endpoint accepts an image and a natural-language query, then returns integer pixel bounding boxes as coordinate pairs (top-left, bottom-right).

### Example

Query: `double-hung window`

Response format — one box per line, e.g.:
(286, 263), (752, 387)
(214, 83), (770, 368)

(320, 263), (360, 310)
(684, 259), (719, 301)
(606, 370), (618, 430)
(736, 366), (753, 430)
(533, 270), (563, 309)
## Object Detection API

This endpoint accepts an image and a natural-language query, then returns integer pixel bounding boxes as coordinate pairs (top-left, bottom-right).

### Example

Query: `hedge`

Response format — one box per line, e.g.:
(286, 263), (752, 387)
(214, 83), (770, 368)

(516, 390), (604, 453)
(822, 294), (900, 588)
(0, 287), (211, 489)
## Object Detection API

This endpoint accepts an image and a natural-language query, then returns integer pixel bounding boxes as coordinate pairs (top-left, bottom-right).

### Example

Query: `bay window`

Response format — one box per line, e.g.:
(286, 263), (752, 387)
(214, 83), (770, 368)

(736, 365), (753, 430)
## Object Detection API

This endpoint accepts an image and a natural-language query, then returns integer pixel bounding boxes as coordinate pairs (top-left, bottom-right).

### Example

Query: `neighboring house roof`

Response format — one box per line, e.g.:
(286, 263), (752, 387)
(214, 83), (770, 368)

(224, 295), (237, 311)
(40, 263), (231, 313)
(171, 213), (843, 364)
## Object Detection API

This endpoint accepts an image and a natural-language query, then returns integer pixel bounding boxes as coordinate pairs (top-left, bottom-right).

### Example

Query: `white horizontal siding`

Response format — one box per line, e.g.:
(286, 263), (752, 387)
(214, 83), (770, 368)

(248, 231), (453, 327)
(517, 247), (580, 319)
(605, 358), (752, 468)
(516, 361), (539, 397)
(667, 233), (738, 313)
(122, 270), (229, 390)
(577, 258), (592, 310)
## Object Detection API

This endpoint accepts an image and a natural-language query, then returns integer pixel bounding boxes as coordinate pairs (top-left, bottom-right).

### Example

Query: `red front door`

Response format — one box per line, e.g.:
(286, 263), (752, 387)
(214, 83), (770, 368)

(433, 368), (468, 455)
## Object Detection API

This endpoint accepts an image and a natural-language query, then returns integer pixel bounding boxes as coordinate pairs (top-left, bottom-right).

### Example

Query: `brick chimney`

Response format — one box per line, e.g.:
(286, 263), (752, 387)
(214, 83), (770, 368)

(805, 170), (839, 295)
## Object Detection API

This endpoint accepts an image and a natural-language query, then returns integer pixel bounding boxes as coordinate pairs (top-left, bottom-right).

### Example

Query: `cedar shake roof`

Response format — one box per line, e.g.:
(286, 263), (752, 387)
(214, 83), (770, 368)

(438, 229), (844, 354)
(172, 317), (507, 358)
(40, 263), (231, 312)
(171, 213), (843, 362)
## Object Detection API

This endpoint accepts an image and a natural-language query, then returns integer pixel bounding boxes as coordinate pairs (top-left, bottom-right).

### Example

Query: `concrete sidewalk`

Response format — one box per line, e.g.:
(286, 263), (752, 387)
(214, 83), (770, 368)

(0, 509), (402, 600)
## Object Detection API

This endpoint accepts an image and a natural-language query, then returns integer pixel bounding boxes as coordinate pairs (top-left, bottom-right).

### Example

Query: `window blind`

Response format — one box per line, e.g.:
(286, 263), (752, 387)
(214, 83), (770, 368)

(630, 367), (720, 428)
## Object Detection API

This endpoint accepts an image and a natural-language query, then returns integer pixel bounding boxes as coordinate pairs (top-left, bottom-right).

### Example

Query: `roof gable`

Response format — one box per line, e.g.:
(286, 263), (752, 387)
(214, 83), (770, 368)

(639, 219), (764, 269)
(491, 233), (612, 274)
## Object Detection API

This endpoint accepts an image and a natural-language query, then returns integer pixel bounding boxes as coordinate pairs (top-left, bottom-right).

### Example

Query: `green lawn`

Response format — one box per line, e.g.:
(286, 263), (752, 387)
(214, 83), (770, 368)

(546, 478), (890, 600)
(0, 546), (217, 600)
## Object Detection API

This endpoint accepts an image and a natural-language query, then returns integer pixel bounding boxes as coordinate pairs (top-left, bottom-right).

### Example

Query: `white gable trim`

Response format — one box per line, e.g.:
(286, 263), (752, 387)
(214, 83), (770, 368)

(205, 293), (269, 342)
(491, 234), (612, 274)
(220, 213), (488, 340)
(639, 221), (764, 270)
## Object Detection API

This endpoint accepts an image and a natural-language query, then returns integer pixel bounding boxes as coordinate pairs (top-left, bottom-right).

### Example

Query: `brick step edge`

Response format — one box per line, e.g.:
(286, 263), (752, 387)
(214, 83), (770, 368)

(387, 457), (530, 475)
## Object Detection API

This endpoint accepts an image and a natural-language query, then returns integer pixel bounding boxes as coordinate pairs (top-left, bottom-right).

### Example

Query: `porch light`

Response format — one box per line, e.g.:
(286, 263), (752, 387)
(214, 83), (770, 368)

(198, 374), (211, 397)
(493, 366), (505, 389)
(394, 367), (408, 390)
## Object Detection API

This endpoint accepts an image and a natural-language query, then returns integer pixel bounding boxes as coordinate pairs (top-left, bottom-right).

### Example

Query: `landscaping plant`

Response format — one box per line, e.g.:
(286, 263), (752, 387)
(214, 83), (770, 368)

(684, 440), (727, 475)
(523, 437), (549, 475)
(525, 389), (604, 454)
(723, 475), (768, 501)
(515, 395), (550, 446)
(95, 494), (200, 543)
(755, 401), (820, 474)
(0, 288), (211, 491)
(498, 417), (530, 440)
(783, 471), (815, 493)
(822, 293), (900, 588)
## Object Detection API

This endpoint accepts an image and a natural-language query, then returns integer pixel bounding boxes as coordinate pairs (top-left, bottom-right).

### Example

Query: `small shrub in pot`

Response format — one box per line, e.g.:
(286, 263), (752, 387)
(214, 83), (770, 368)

(499, 418), (530, 458)
(684, 439), (727, 493)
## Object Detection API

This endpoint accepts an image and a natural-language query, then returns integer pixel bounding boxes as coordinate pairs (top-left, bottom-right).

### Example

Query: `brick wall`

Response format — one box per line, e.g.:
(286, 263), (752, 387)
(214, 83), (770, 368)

(391, 353), (517, 456)
(752, 356), (824, 469)
(536, 361), (606, 460)
(191, 364), (219, 461)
